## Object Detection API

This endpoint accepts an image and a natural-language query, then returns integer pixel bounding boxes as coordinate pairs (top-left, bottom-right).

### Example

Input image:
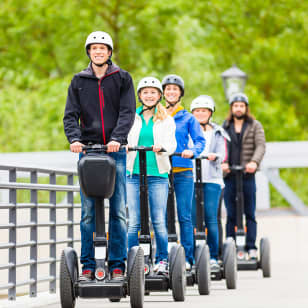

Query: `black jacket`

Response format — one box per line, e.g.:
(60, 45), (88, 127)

(63, 63), (136, 145)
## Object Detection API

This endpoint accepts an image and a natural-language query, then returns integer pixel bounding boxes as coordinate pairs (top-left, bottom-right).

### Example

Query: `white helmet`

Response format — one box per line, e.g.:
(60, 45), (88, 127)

(190, 95), (215, 112)
(137, 77), (163, 94)
(85, 31), (113, 56)
(229, 92), (249, 105)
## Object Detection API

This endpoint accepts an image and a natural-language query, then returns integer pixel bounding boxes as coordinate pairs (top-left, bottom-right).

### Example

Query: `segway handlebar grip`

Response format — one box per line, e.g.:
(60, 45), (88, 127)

(82, 144), (126, 153)
(229, 165), (245, 172)
(128, 146), (166, 152)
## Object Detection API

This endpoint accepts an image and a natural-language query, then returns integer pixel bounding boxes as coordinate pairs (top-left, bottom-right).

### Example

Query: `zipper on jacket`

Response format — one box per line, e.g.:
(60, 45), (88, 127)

(97, 70), (119, 145)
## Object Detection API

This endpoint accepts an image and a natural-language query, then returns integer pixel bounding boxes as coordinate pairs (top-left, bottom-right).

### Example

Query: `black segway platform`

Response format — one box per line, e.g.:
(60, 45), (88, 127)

(129, 146), (186, 301)
(60, 144), (144, 308)
(229, 165), (271, 277)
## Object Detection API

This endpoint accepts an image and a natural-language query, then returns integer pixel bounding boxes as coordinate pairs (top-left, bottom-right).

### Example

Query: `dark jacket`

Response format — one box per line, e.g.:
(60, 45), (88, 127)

(223, 117), (266, 169)
(63, 63), (136, 145)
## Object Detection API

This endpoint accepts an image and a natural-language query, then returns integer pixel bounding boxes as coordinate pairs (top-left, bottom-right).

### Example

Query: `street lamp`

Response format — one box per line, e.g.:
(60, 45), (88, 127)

(221, 65), (248, 100)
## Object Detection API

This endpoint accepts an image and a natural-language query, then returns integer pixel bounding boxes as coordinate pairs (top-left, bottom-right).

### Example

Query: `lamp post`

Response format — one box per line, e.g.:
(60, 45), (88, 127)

(221, 65), (247, 100)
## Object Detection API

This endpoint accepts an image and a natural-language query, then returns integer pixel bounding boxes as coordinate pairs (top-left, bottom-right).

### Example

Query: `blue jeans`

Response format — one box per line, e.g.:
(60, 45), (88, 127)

(224, 175), (257, 250)
(192, 183), (222, 260)
(79, 149), (127, 272)
(173, 170), (194, 265)
(127, 175), (169, 263)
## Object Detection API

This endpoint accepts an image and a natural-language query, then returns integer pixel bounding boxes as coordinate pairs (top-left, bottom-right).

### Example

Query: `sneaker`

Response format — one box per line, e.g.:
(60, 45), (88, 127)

(248, 249), (258, 260)
(185, 262), (192, 271)
(210, 259), (220, 272)
(111, 268), (124, 280)
(79, 269), (94, 282)
(153, 261), (168, 274)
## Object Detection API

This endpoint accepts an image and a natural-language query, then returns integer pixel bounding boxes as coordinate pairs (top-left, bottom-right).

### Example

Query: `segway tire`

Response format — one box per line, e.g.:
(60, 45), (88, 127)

(129, 247), (145, 308)
(225, 240), (237, 289)
(197, 245), (210, 295)
(171, 245), (186, 301)
(260, 237), (271, 278)
(60, 250), (76, 308)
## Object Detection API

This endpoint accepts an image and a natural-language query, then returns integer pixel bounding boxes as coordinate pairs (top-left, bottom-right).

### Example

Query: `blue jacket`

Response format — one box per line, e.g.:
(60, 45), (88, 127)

(172, 109), (205, 168)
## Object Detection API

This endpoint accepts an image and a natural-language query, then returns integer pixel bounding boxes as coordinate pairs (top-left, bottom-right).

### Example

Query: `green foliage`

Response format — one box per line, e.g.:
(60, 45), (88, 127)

(0, 0), (308, 152)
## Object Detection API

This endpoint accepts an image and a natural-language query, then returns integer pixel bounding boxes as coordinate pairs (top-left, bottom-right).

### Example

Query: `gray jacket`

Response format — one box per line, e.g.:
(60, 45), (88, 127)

(191, 122), (230, 187)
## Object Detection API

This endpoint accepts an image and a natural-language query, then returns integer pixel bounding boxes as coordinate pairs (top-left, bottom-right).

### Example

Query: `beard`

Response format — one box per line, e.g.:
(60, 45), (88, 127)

(233, 113), (245, 120)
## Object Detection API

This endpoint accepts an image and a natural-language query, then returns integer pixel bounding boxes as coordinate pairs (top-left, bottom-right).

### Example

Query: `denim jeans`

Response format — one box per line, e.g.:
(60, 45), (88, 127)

(127, 175), (169, 263)
(224, 174), (257, 250)
(192, 183), (222, 260)
(173, 170), (194, 265)
(79, 149), (127, 272)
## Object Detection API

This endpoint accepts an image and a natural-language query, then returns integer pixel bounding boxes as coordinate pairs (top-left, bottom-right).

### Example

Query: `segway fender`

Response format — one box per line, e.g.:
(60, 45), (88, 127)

(127, 246), (141, 278)
(195, 244), (206, 268)
(63, 247), (79, 283)
(169, 244), (181, 276)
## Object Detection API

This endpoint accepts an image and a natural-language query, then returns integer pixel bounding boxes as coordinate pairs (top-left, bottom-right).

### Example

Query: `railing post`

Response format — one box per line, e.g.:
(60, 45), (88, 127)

(67, 174), (74, 247)
(8, 168), (17, 300)
(49, 173), (56, 293)
(30, 171), (38, 297)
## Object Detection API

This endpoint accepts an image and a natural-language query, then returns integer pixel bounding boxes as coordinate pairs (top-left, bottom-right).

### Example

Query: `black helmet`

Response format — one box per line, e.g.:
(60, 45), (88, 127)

(229, 92), (249, 105)
(161, 74), (185, 97)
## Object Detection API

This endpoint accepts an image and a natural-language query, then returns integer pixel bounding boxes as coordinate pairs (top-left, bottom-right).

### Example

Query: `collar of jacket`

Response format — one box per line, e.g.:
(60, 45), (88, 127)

(210, 122), (230, 141)
(171, 106), (185, 118)
(78, 62), (120, 79)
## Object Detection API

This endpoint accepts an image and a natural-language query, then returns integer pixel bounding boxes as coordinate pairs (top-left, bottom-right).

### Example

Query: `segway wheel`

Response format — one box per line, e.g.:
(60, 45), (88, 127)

(60, 250), (77, 308)
(197, 245), (210, 295)
(129, 247), (145, 308)
(222, 237), (234, 265)
(224, 240), (237, 289)
(171, 245), (186, 301)
(260, 237), (271, 278)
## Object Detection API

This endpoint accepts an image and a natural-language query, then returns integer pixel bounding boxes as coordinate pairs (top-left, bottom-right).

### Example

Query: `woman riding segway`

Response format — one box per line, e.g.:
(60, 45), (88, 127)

(161, 74), (205, 270)
(127, 77), (177, 274)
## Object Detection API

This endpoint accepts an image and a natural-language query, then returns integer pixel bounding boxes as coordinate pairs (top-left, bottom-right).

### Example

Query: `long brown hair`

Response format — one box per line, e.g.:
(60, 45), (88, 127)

(226, 105), (255, 122)
(153, 103), (168, 122)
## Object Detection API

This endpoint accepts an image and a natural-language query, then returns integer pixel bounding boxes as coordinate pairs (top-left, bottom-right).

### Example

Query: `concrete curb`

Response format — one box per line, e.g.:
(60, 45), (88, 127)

(0, 292), (59, 308)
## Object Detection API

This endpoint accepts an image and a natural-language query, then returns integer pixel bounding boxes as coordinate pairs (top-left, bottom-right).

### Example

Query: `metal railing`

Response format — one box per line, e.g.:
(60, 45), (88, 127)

(0, 164), (81, 300)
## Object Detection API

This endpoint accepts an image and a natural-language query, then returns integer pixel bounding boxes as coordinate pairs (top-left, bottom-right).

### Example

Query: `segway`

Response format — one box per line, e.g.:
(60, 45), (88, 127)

(195, 157), (237, 290)
(128, 146), (186, 301)
(168, 153), (210, 295)
(229, 165), (271, 277)
(59, 144), (144, 308)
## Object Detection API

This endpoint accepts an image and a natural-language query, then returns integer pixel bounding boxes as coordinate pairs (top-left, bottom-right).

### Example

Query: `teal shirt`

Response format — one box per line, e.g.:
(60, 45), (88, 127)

(129, 107), (168, 178)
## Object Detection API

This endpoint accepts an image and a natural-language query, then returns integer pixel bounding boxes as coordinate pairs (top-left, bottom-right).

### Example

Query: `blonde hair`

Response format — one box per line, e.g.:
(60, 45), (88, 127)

(153, 103), (168, 122)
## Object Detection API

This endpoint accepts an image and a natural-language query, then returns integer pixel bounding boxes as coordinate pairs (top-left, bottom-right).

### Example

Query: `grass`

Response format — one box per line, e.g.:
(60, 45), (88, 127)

(270, 168), (308, 208)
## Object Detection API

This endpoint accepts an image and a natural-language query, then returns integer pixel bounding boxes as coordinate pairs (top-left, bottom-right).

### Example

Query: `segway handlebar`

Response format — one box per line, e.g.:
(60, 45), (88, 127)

(82, 144), (126, 153)
(229, 165), (245, 172)
(171, 153), (209, 160)
(128, 146), (166, 152)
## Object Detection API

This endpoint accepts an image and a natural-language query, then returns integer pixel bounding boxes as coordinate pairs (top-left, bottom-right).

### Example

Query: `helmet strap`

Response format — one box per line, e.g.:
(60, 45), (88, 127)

(140, 100), (160, 115)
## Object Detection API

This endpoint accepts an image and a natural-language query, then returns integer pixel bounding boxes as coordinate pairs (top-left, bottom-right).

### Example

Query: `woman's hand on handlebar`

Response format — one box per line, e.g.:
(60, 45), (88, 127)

(182, 149), (194, 158)
(207, 153), (217, 161)
(107, 140), (121, 153)
(221, 162), (230, 173)
(70, 141), (85, 153)
(152, 144), (162, 153)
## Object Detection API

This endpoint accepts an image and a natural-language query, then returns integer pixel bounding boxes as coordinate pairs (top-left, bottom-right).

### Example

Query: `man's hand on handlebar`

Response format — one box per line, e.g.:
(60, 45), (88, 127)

(221, 162), (230, 173)
(107, 140), (121, 153)
(245, 161), (257, 173)
(70, 141), (85, 153)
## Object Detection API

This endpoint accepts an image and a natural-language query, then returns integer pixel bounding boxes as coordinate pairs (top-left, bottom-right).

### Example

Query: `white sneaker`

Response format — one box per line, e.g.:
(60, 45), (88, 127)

(153, 261), (168, 274)
(248, 249), (258, 260)
(210, 259), (220, 271)
(185, 262), (191, 271)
